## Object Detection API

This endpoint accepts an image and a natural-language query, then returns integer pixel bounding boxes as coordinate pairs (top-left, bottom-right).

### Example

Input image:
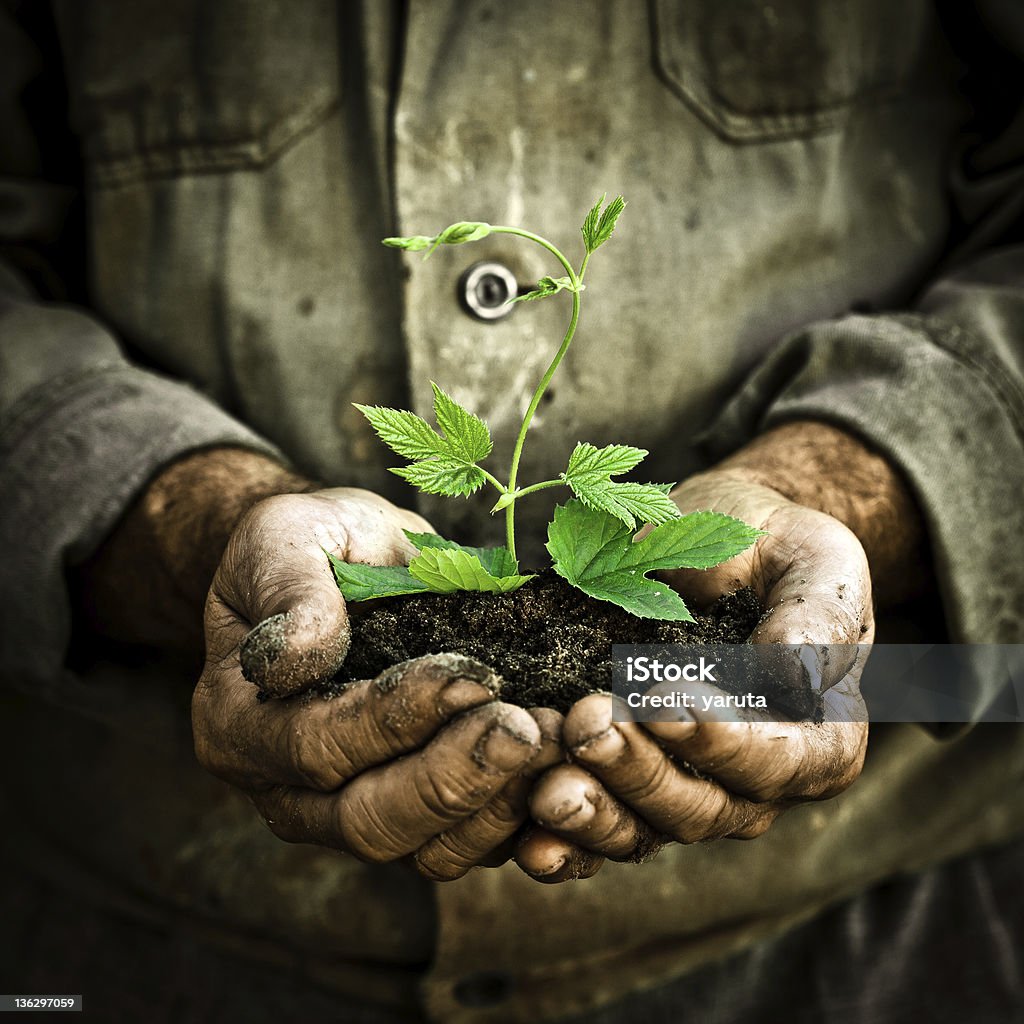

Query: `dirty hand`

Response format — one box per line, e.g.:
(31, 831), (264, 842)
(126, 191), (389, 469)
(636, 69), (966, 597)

(192, 486), (559, 876)
(526, 420), (929, 861)
(530, 472), (871, 859)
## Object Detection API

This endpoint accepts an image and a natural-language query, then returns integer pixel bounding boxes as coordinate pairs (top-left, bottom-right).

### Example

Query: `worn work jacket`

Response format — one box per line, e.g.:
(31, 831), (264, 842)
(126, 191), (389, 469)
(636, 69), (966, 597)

(2, 2), (1024, 1021)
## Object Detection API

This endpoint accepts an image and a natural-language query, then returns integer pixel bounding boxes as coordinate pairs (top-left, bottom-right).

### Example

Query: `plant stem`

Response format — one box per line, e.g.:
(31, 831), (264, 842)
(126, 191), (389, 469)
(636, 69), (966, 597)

(509, 479), (563, 500)
(490, 226), (582, 561)
(578, 251), (592, 283)
(478, 467), (507, 494)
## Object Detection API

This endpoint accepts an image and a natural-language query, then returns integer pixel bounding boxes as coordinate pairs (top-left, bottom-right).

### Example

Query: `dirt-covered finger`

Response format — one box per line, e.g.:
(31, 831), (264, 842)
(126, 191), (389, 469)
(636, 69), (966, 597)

(530, 764), (663, 859)
(750, 507), (874, 690)
(251, 703), (540, 858)
(566, 713), (773, 842)
(514, 828), (605, 884)
(205, 497), (352, 697)
(412, 775), (535, 880)
(412, 708), (564, 880)
(336, 703), (541, 862)
(193, 654), (500, 792)
(643, 712), (867, 802)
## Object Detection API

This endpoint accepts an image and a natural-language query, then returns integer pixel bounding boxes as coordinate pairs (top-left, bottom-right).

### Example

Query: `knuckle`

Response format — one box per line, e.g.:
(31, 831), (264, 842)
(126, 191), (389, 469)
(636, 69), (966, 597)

(587, 807), (639, 856)
(477, 789), (525, 827)
(191, 676), (253, 782)
(253, 790), (303, 844)
(816, 728), (868, 798)
(370, 697), (417, 751)
(414, 852), (464, 882)
(690, 721), (750, 771)
(414, 836), (475, 881)
(748, 772), (796, 804)
(619, 752), (674, 804)
(335, 796), (404, 863)
(247, 492), (300, 523)
(729, 808), (779, 840)
(737, 726), (803, 801)
(702, 793), (745, 840)
(418, 767), (482, 820)
(282, 728), (345, 791)
(670, 787), (732, 843)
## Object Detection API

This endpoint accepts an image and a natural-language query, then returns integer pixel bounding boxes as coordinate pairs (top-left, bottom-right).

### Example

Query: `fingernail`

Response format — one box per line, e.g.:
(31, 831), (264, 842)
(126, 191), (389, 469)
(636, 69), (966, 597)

(645, 718), (699, 741)
(528, 706), (565, 744)
(479, 723), (535, 772)
(240, 613), (289, 682)
(438, 678), (498, 716)
(547, 796), (596, 829)
(652, 705), (695, 725)
(536, 853), (567, 877)
(799, 645), (826, 691)
(574, 726), (625, 767)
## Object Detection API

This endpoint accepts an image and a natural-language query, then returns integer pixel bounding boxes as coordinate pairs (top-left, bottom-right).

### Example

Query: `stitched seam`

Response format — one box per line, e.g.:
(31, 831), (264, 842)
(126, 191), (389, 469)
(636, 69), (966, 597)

(88, 92), (341, 189)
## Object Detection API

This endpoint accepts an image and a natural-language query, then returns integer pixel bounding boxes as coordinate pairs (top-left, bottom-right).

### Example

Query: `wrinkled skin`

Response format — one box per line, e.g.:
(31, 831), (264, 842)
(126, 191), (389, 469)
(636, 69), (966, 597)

(528, 471), (872, 867)
(192, 488), (571, 879)
(194, 475), (871, 883)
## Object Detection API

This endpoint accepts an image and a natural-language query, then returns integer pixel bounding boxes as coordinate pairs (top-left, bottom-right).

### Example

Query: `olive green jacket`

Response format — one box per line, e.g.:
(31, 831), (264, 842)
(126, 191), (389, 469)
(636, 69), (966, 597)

(1, 2), (1023, 1020)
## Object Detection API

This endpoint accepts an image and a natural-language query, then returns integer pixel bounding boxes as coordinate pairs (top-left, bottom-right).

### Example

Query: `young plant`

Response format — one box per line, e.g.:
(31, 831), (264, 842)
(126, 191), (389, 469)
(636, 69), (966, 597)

(329, 197), (762, 621)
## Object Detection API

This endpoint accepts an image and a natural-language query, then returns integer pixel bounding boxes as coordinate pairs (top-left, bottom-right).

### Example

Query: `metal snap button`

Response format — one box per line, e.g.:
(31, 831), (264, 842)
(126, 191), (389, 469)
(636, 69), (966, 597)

(459, 261), (518, 321)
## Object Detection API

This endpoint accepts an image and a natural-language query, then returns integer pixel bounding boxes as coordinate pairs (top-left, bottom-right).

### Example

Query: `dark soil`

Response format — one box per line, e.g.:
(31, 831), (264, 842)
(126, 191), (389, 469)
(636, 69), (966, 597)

(326, 572), (823, 720)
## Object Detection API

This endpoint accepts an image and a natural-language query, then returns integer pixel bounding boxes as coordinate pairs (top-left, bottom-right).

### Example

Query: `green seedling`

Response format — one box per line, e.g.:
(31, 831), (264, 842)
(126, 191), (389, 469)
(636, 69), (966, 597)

(330, 196), (762, 621)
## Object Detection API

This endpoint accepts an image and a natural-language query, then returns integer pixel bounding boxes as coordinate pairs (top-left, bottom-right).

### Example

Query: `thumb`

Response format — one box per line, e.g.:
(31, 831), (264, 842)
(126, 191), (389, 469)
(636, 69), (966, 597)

(237, 582), (350, 698)
(211, 497), (351, 698)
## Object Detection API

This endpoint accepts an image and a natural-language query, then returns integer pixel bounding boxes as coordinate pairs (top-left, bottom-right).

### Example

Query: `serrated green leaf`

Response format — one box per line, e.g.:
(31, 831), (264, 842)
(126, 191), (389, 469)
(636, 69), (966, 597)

(390, 459), (487, 497)
(430, 382), (492, 463)
(328, 553), (430, 601)
(546, 500), (761, 620)
(569, 480), (681, 530)
(481, 545), (520, 578)
(565, 442), (648, 479)
(560, 442), (676, 529)
(581, 194), (605, 252)
(328, 535), (529, 601)
(354, 404), (446, 461)
(357, 388), (493, 500)
(563, 567), (693, 620)
(408, 547), (534, 594)
(620, 511), (766, 571)
(582, 194), (626, 254)
(595, 195), (626, 247)
(403, 532), (520, 577)
(382, 235), (433, 252)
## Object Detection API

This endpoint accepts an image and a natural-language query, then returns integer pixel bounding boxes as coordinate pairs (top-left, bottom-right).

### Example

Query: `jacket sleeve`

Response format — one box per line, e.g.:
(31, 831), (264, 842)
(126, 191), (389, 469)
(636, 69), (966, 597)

(0, 5), (280, 699)
(705, 3), (1024, 652)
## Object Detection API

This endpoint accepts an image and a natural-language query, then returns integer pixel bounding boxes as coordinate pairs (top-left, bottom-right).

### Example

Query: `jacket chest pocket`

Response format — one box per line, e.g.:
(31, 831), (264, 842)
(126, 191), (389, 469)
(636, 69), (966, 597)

(652, 0), (931, 142)
(55, 0), (340, 187)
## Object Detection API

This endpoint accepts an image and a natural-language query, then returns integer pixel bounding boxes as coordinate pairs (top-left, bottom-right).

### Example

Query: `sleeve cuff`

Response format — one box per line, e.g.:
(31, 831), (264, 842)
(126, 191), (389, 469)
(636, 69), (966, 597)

(0, 361), (282, 696)
(702, 313), (1024, 651)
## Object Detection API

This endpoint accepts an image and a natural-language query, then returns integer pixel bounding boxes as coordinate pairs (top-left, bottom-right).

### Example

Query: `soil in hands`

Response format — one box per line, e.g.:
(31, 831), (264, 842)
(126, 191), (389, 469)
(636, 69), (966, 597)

(326, 571), (823, 721)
